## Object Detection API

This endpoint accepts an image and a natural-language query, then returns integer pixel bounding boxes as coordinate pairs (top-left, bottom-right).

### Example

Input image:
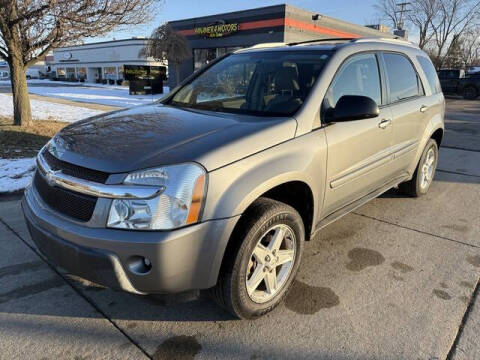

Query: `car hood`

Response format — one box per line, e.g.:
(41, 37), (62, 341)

(48, 104), (297, 173)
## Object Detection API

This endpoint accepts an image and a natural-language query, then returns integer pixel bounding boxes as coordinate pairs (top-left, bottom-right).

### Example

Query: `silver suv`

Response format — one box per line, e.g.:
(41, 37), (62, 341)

(23, 38), (445, 319)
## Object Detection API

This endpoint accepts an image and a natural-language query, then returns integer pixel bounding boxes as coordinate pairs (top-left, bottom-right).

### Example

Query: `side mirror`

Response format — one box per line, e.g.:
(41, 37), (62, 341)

(334, 95), (379, 122)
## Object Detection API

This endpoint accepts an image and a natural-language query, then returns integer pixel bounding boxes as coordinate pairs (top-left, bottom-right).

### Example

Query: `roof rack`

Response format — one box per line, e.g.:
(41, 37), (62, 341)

(239, 42), (287, 51)
(239, 37), (419, 53)
(351, 37), (419, 47)
(285, 36), (419, 48)
(287, 38), (355, 46)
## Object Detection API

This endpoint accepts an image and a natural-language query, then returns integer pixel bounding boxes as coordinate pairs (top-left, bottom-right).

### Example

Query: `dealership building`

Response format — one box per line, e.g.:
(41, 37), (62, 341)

(48, 4), (393, 87)
(168, 4), (393, 87)
(0, 61), (9, 80)
(51, 38), (166, 83)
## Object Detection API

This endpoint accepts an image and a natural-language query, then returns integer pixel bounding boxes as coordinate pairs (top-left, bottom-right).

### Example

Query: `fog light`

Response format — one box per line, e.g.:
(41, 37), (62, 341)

(128, 256), (152, 274)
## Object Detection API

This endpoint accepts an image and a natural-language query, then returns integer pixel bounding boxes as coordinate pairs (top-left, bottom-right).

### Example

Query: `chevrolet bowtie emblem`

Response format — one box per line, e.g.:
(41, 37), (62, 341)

(46, 169), (61, 186)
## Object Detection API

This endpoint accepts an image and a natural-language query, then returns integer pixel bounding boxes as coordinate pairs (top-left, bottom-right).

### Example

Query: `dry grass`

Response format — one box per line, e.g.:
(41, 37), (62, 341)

(0, 116), (67, 158)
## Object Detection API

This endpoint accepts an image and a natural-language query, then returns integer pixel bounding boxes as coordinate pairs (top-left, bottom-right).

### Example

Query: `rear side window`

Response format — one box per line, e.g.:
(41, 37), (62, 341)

(383, 53), (423, 102)
(323, 53), (382, 110)
(417, 56), (442, 94)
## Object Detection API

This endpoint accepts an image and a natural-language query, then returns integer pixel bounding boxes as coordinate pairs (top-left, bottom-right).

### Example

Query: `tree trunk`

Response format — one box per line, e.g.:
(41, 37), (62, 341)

(175, 63), (181, 86)
(9, 56), (33, 127)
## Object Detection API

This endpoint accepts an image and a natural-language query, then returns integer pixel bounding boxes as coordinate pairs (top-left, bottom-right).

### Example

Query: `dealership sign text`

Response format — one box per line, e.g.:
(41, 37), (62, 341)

(194, 22), (239, 38)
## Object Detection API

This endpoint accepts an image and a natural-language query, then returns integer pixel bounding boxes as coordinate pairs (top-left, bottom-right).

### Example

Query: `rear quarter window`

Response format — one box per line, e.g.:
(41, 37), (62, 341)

(383, 53), (423, 102)
(417, 56), (442, 94)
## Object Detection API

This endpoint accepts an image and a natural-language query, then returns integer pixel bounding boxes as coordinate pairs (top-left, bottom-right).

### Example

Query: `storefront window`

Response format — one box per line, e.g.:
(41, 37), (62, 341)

(57, 68), (66, 78)
(104, 67), (117, 80)
(118, 66), (124, 80)
(66, 67), (75, 79)
(77, 67), (86, 80)
(194, 47), (245, 70)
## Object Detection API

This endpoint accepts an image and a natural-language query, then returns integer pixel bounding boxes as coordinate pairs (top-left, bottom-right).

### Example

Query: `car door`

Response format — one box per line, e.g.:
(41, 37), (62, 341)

(446, 70), (459, 93)
(380, 52), (432, 174)
(321, 52), (395, 217)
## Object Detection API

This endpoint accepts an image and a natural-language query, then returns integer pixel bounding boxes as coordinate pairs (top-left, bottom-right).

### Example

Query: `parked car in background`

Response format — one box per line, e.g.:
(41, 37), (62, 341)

(25, 67), (44, 80)
(23, 37), (444, 319)
(438, 69), (464, 94)
(459, 73), (480, 100)
(467, 66), (480, 75)
(438, 68), (480, 99)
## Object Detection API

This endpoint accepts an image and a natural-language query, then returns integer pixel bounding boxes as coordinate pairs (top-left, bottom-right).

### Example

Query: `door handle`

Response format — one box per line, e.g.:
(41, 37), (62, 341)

(378, 119), (392, 129)
(420, 105), (428, 113)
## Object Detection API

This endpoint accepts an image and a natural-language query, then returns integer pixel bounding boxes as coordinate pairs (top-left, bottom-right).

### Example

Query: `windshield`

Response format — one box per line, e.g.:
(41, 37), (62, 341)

(168, 50), (332, 116)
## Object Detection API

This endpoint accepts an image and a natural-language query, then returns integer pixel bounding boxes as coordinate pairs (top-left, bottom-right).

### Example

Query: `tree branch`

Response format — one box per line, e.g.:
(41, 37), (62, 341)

(0, 48), (8, 61)
(8, 4), (50, 27)
(25, 43), (53, 68)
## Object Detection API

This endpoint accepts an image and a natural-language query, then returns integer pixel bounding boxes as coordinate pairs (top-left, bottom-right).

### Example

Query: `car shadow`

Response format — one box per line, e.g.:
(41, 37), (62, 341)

(66, 274), (237, 322)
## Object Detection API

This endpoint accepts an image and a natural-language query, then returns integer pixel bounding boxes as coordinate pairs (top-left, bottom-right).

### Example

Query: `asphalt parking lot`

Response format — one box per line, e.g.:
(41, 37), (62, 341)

(0, 98), (479, 360)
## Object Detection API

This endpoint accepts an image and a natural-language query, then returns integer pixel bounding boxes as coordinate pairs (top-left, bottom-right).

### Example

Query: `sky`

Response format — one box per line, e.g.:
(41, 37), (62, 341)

(90, 0), (384, 43)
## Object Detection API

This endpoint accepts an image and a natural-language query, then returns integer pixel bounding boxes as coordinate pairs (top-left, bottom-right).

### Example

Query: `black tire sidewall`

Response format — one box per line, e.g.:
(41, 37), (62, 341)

(230, 204), (304, 319)
(464, 86), (478, 100)
(415, 139), (438, 195)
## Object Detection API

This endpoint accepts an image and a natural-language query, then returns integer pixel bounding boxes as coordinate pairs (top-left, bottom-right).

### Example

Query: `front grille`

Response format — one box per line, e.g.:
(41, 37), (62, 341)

(42, 149), (109, 184)
(34, 172), (97, 222)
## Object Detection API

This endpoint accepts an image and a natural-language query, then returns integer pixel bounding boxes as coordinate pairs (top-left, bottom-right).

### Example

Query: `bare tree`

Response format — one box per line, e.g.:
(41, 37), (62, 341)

(408, 0), (439, 49)
(375, 0), (480, 67)
(0, 0), (157, 126)
(376, 0), (438, 49)
(430, 0), (480, 68)
(458, 27), (480, 69)
(375, 0), (403, 29)
(140, 23), (191, 87)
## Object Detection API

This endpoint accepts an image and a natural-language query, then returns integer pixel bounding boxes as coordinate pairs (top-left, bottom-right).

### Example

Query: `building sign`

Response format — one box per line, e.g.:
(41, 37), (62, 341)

(124, 65), (166, 95)
(124, 65), (167, 81)
(123, 65), (167, 81)
(194, 21), (239, 38)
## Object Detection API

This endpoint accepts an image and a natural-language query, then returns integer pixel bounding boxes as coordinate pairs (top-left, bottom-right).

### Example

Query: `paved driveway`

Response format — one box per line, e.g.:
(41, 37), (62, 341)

(0, 99), (479, 359)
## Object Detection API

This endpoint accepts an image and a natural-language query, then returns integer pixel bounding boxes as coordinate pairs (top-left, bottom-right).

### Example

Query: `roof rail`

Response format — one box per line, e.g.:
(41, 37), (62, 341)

(352, 37), (419, 47)
(287, 37), (356, 46)
(240, 42), (287, 51)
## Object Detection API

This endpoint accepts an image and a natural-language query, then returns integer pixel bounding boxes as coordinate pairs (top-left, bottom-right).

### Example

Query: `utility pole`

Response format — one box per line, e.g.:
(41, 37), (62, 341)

(395, 2), (411, 30)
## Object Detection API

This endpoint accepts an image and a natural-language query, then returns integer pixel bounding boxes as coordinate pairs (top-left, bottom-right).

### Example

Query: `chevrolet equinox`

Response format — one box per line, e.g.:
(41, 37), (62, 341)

(23, 38), (445, 319)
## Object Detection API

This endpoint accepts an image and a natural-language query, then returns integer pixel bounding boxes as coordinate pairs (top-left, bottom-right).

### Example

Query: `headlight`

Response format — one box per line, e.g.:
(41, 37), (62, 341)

(107, 163), (206, 230)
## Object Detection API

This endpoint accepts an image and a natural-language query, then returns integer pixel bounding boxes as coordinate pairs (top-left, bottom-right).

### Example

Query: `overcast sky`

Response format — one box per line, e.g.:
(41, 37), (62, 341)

(90, 0), (386, 43)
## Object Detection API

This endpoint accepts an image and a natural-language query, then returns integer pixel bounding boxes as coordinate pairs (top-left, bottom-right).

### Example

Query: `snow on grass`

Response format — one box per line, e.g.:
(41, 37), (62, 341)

(0, 157), (36, 193)
(27, 85), (167, 107)
(0, 93), (103, 122)
(0, 79), (128, 89)
(0, 79), (169, 108)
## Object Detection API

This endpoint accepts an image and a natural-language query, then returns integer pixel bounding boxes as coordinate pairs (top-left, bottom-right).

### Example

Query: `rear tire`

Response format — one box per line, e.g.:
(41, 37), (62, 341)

(399, 139), (438, 197)
(463, 86), (478, 100)
(211, 197), (304, 319)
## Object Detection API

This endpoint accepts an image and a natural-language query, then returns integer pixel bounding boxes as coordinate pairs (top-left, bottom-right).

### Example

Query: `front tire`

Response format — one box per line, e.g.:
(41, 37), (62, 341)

(211, 198), (305, 319)
(399, 139), (438, 197)
(463, 86), (478, 100)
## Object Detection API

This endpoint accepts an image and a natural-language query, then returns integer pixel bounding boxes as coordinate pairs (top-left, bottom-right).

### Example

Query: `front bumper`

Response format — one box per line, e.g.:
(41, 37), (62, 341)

(22, 185), (240, 294)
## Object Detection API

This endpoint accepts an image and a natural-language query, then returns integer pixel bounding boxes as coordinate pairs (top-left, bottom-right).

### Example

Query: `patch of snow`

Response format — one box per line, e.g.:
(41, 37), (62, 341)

(0, 79), (128, 89)
(0, 157), (36, 193)
(0, 93), (103, 122)
(0, 79), (170, 108)
(27, 85), (168, 107)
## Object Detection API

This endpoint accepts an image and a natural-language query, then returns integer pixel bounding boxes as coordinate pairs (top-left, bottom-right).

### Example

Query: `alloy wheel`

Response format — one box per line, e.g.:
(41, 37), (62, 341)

(245, 224), (296, 304)
(420, 147), (436, 190)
